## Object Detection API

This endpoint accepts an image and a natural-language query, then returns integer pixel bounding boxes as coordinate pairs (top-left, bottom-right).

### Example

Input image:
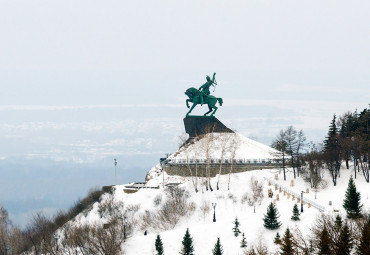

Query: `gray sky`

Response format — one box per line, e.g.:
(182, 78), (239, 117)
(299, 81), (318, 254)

(0, 0), (369, 226)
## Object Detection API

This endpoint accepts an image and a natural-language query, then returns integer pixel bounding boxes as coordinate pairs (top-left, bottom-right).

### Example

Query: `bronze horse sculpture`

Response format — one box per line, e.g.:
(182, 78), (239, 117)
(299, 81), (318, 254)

(185, 87), (223, 116)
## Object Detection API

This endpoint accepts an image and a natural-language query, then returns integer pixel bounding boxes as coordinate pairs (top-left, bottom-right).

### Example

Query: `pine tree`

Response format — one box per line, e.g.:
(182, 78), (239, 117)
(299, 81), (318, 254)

(335, 223), (352, 255)
(240, 232), (247, 248)
(180, 228), (194, 255)
(334, 214), (343, 230)
(274, 232), (281, 245)
(280, 228), (294, 255)
(324, 115), (339, 151)
(232, 217), (241, 237)
(212, 237), (224, 255)
(324, 115), (342, 186)
(318, 226), (331, 255)
(291, 204), (300, 221)
(263, 202), (281, 230)
(357, 215), (370, 255)
(155, 234), (164, 255)
(343, 176), (363, 218)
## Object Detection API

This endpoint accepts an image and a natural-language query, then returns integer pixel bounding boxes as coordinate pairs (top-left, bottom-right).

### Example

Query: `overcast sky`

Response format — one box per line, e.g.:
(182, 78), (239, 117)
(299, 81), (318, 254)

(0, 0), (369, 226)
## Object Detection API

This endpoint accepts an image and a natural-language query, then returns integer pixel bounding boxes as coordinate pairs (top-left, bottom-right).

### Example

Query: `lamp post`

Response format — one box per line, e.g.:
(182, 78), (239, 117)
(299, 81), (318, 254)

(160, 160), (165, 188)
(301, 191), (305, 213)
(123, 216), (128, 240)
(212, 203), (217, 222)
(114, 158), (117, 186)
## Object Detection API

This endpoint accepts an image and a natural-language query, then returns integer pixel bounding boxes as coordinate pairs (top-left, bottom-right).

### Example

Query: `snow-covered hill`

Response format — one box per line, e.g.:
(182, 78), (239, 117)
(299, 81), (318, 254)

(146, 132), (278, 182)
(67, 164), (370, 254)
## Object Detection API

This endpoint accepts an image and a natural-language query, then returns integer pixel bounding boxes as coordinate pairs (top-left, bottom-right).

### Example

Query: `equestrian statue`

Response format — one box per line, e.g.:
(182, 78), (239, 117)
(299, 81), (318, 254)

(185, 72), (223, 117)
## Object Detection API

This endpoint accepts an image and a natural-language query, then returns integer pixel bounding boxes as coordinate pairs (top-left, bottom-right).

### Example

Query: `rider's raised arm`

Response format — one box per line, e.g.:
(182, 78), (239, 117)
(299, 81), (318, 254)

(212, 72), (216, 83)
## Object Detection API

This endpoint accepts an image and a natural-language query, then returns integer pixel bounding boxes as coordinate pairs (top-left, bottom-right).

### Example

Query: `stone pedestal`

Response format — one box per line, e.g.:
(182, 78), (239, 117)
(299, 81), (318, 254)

(183, 116), (233, 138)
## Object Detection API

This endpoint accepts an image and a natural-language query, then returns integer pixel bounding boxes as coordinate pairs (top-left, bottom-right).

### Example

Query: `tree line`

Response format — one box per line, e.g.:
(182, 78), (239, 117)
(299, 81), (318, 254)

(272, 106), (369, 186)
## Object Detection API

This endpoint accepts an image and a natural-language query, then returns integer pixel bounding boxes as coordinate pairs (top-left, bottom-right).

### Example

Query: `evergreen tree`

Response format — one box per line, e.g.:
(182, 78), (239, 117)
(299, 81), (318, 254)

(240, 232), (247, 248)
(324, 115), (342, 186)
(318, 226), (331, 255)
(274, 232), (281, 245)
(291, 204), (300, 221)
(180, 228), (194, 255)
(334, 214), (343, 230)
(155, 234), (164, 255)
(212, 237), (224, 255)
(343, 176), (363, 218)
(357, 215), (370, 255)
(232, 217), (241, 237)
(263, 202), (281, 230)
(324, 115), (339, 151)
(280, 228), (294, 255)
(335, 223), (352, 255)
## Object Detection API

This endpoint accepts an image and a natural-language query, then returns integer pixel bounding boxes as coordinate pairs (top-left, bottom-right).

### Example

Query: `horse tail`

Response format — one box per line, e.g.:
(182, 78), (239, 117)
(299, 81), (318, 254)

(217, 98), (223, 106)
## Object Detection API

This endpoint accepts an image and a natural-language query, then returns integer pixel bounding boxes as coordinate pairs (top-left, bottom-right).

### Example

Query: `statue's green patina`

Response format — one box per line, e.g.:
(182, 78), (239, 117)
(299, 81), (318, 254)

(185, 72), (223, 117)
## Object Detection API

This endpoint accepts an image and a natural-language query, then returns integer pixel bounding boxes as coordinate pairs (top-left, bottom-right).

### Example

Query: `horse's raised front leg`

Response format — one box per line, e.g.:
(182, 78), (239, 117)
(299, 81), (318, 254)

(186, 103), (197, 116)
(186, 99), (191, 109)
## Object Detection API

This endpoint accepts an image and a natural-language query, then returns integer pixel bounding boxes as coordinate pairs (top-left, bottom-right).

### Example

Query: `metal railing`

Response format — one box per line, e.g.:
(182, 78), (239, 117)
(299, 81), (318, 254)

(167, 158), (274, 165)
(264, 177), (325, 212)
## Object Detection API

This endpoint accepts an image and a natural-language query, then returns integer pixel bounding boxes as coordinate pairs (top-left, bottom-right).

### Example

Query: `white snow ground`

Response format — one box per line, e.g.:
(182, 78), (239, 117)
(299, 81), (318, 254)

(71, 164), (370, 255)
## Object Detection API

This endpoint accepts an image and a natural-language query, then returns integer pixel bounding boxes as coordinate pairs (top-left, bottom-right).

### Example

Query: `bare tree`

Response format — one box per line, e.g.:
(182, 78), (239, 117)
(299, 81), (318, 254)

(246, 176), (264, 213)
(228, 133), (240, 190)
(179, 133), (198, 192)
(271, 129), (289, 181)
(199, 200), (210, 223)
(285, 126), (298, 178)
(302, 143), (326, 199)
(200, 130), (215, 191)
(295, 129), (307, 177)
(291, 227), (313, 255)
(216, 134), (231, 190)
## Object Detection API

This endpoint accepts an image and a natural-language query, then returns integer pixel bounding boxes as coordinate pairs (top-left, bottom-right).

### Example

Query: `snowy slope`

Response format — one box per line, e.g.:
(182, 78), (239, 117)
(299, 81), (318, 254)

(68, 165), (370, 255)
(169, 132), (277, 161)
(146, 132), (278, 182)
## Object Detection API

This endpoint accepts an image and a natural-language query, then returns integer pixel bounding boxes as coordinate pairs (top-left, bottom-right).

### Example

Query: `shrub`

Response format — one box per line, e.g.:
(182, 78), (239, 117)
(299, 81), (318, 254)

(141, 187), (195, 231)
(153, 194), (162, 206)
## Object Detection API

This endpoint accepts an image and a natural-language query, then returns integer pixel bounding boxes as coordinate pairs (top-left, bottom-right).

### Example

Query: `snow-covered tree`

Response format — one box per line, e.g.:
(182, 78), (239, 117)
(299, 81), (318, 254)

(280, 228), (294, 255)
(335, 223), (353, 255)
(240, 232), (247, 248)
(247, 176), (264, 213)
(263, 202), (281, 230)
(291, 204), (300, 221)
(232, 217), (241, 237)
(212, 237), (224, 255)
(357, 215), (370, 255)
(155, 234), (164, 255)
(343, 176), (363, 218)
(318, 226), (331, 255)
(274, 232), (281, 245)
(180, 228), (194, 255)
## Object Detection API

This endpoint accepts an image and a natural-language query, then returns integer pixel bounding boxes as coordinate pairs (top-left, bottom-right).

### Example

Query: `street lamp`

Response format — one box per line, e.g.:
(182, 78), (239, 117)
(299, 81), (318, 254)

(301, 191), (305, 213)
(212, 203), (217, 222)
(123, 216), (128, 240)
(160, 159), (165, 188)
(114, 158), (117, 186)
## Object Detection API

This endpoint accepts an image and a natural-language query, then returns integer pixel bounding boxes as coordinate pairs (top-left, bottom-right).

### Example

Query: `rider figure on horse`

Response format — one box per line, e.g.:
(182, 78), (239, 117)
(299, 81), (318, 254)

(199, 72), (216, 105)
